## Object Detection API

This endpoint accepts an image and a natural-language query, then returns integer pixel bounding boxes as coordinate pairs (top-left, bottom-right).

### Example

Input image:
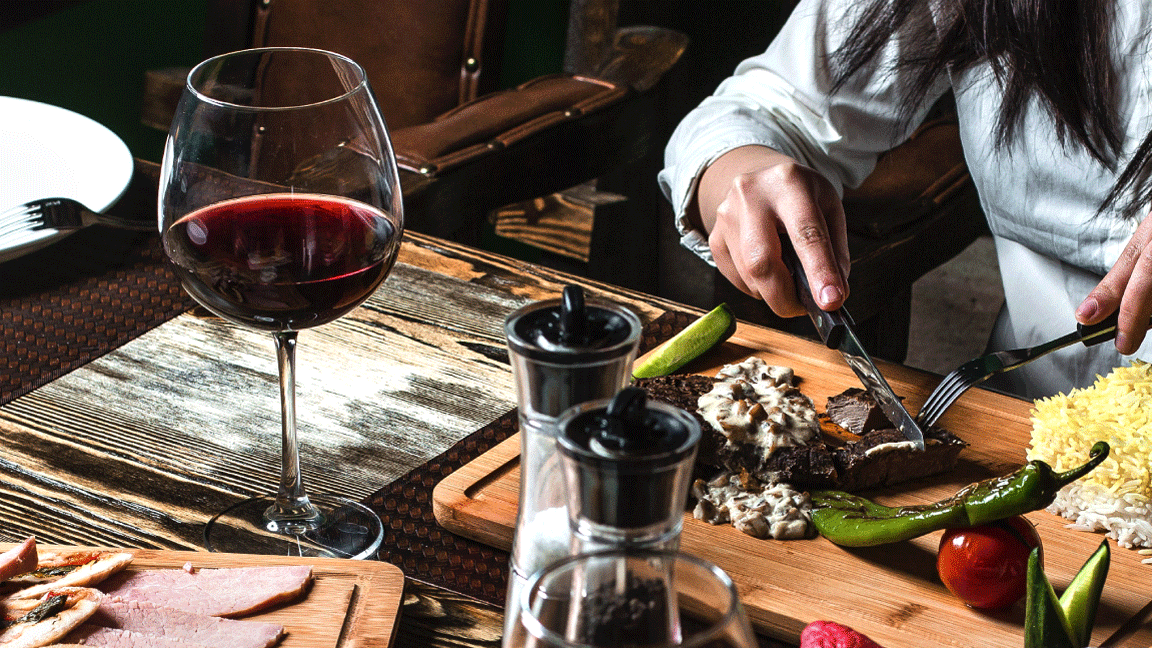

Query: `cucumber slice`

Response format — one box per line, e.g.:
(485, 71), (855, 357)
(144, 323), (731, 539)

(1025, 547), (1077, 648)
(632, 304), (736, 379)
(1059, 539), (1110, 648)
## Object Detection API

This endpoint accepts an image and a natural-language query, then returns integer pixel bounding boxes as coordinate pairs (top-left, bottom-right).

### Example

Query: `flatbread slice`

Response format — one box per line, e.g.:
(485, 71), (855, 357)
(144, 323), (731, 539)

(0, 540), (36, 583)
(4, 552), (133, 601)
(0, 587), (101, 648)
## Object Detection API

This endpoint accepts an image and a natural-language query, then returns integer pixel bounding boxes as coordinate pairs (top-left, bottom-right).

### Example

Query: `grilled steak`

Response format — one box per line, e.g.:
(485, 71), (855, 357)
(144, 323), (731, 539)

(636, 370), (965, 492)
(102, 565), (312, 617)
(824, 388), (889, 436)
(832, 427), (967, 492)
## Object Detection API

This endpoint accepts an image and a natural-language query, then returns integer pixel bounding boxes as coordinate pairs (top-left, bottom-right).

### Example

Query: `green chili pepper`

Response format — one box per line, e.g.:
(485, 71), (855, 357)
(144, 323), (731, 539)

(810, 441), (1109, 547)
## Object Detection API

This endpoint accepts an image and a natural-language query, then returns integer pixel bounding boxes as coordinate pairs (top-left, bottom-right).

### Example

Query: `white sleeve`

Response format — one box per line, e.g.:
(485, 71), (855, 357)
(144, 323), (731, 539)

(657, 0), (950, 264)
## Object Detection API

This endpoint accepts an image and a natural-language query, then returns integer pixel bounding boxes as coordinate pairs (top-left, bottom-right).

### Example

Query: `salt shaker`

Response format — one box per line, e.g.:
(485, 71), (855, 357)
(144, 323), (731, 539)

(501, 285), (641, 645)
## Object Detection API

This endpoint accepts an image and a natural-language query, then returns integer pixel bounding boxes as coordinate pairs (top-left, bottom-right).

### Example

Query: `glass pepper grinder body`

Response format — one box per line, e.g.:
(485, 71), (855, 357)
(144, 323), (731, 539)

(501, 286), (641, 643)
(552, 387), (702, 645)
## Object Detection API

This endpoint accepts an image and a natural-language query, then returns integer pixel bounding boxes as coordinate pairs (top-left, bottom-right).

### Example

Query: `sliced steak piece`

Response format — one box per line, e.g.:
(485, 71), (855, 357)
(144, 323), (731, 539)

(824, 388), (890, 435)
(833, 427), (968, 492)
(102, 565), (312, 617)
(66, 626), (210, 648)
(708, 437), (839, 488)
(0, 538), (37, 582)
(635, 373), (715, 421)
(89, 599), (283, 648)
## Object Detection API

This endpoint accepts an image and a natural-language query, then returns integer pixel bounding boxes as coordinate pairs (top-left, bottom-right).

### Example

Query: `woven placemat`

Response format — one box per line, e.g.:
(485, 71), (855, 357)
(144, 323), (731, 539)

(365, 308), (698, 605)
(0, 228), (194, 406)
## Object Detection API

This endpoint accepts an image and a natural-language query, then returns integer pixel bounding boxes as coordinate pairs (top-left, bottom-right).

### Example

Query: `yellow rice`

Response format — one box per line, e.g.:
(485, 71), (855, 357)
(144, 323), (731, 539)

(1028, 362), (1152, 549)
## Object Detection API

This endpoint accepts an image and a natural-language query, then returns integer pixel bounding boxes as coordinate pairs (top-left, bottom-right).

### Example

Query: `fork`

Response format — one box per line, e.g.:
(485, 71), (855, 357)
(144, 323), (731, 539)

(0, 197), (155, 239)
(915, 312), (1137, 427)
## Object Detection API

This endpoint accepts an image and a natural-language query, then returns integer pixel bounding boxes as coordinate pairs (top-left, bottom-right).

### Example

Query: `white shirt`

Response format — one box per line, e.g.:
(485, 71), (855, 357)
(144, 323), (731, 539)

(658, 0), (1152, 398)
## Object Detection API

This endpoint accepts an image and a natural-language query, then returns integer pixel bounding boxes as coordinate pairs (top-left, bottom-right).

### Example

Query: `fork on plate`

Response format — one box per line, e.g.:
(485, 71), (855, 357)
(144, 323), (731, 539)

(915, 312), (1139, 427)
(0, 197), (156, 239)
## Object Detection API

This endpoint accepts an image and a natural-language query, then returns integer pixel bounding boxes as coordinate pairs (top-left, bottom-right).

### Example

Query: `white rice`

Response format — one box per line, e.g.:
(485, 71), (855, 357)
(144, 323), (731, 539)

(1028, 362), (1152, 550)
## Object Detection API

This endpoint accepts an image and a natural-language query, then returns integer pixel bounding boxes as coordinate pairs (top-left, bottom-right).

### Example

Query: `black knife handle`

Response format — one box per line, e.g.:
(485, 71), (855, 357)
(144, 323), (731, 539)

(781, 241), (846, 349)
(1077, 312), (1119, 346)
(1076, 312), (1152, 347)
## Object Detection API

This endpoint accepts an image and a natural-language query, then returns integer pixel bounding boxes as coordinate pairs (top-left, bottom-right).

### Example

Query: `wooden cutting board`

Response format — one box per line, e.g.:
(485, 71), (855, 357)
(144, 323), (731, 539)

(433, 322), (1152, 648)
(4, 545), (405, 648)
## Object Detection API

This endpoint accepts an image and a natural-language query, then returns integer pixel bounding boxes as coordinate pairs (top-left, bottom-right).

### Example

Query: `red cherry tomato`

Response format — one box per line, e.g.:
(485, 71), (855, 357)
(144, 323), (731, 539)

(937, 515), (1042, 610)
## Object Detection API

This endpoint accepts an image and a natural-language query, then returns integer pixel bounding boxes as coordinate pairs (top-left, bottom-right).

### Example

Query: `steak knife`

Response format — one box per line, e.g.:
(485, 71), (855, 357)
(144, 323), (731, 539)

(782, 245), (927, 450)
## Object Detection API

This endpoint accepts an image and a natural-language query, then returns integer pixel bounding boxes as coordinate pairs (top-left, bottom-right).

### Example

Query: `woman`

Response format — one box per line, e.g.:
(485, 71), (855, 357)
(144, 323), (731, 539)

(659, 0), (1152, 398)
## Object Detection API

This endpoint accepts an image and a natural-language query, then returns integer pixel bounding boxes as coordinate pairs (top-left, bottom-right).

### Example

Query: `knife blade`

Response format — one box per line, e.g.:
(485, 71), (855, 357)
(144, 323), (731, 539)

(782, 244), (926, 450)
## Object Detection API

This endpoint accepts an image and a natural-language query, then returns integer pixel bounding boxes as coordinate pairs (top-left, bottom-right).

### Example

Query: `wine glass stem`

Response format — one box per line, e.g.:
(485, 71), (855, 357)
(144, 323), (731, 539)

(269, 330), (322, 532)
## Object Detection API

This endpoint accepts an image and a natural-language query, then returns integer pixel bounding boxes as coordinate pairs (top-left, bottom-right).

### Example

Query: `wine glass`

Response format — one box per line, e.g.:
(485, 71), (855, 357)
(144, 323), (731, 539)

(158, 47), (403, 558)
(508, 549), (759, 648)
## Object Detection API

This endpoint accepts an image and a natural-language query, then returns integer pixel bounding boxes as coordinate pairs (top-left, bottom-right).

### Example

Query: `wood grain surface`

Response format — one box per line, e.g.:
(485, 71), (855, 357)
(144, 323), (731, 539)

(0, 231), (687, 648)
(0, 543), (404, 648)
(433, 322), (1152, 648)
(0, 232), (674, 550)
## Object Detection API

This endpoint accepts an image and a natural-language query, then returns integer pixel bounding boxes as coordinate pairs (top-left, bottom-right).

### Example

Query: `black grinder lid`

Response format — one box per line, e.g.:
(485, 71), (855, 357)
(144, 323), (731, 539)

(558, 387), (700, 529)
(505, 285), (639, 363)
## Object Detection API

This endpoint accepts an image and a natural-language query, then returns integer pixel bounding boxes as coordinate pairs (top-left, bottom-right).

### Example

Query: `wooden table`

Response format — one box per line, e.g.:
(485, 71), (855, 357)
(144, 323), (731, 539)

(1, 171), (792, 646)
(9, 167), (1146, 648)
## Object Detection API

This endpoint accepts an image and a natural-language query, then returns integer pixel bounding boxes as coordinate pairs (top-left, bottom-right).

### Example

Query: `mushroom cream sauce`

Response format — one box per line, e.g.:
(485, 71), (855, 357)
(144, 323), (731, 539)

(693, 357), (816, 540)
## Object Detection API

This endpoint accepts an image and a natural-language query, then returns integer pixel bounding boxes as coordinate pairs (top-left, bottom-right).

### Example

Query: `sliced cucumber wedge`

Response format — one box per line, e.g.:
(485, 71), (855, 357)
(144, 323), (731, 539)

(632, 303), (736, 379)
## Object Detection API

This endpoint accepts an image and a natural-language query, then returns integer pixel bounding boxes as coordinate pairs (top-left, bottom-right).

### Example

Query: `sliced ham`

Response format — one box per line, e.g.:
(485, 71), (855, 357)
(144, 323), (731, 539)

(0, 538), (37, 582)
(87, 599), (283, 648)
(102, 565), (312, 617)
(65, 626), (211, 648)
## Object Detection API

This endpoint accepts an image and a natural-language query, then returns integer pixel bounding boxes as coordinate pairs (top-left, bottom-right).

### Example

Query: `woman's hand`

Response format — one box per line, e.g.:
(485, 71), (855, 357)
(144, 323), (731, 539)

(692, 145), (851, 318)
(1077, 211), (1152, 354)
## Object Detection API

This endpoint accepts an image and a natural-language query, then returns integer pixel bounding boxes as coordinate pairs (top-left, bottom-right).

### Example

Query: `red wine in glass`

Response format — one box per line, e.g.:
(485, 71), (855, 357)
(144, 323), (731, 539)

(164, 193), (399, 331)
(161, 47), (402, 559)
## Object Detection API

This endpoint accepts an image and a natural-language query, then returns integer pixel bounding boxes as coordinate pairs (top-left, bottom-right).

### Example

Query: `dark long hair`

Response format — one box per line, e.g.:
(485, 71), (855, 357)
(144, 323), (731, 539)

(831, 0), (1151, 220)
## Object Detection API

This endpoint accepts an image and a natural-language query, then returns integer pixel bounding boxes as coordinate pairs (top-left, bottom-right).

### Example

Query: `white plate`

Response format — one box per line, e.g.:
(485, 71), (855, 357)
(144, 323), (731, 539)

(0, 96), (134, 263)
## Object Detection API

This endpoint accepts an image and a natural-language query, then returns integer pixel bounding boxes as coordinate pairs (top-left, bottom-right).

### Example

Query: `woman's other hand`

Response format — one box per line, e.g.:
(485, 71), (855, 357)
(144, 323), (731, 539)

(1077, 210), (1152, 353)
(692, 145), (851, 318)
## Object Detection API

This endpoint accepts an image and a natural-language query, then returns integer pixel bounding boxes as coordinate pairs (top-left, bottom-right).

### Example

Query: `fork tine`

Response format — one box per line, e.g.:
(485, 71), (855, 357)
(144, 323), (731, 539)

(916, 369), (975, 427)
(0, 202), (33, 220)
(0, 205), (33, 225)
(0, 206), (40, 237)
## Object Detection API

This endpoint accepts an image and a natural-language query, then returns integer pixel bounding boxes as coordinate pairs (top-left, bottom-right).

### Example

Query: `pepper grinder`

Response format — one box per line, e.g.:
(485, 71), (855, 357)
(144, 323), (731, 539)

(501, 286), (641, 646)
(552, 387), (702, 645)
(557, 386), (701, 555)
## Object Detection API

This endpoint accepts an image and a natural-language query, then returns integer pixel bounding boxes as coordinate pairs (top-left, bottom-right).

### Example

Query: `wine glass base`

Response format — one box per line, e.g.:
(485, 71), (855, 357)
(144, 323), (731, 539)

(204, 494), (383, 559)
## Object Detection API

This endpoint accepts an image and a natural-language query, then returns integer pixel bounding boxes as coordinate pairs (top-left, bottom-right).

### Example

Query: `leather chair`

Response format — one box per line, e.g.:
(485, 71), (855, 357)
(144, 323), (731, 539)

(142, 0), (687, 292)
